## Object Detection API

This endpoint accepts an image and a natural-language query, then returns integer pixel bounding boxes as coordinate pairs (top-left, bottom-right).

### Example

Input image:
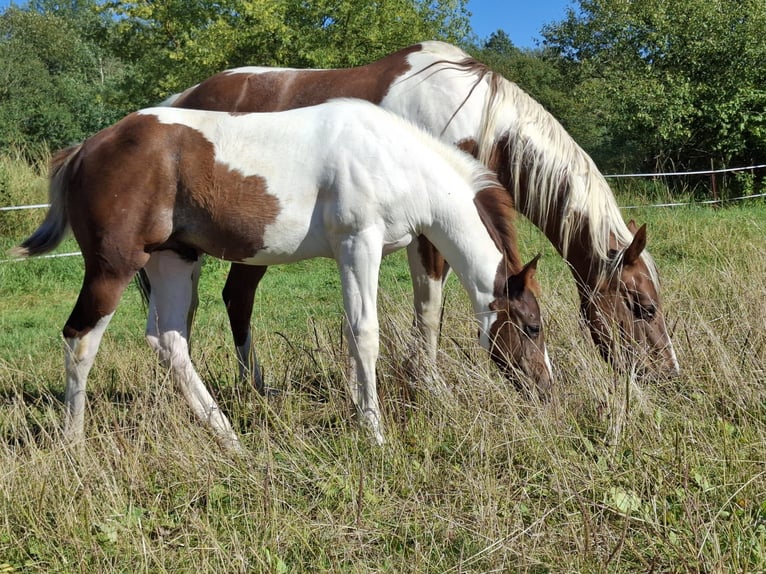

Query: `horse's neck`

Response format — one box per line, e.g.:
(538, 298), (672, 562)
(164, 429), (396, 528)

(484, 111), (629, 288)
(423, 198), (504, 316)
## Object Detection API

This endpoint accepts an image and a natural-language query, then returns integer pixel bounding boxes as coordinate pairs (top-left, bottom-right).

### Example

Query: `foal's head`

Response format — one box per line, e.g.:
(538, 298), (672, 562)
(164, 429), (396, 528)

(581, 222), (679, 377)
(486, 255), (553, 400)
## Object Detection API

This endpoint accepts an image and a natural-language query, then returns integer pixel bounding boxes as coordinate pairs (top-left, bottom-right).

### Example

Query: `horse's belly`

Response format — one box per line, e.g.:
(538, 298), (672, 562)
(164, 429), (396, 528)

(237, 231), (332, 265)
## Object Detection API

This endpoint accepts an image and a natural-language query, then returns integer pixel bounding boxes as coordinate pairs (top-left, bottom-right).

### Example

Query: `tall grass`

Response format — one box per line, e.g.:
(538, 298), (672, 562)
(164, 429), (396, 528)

(0, 155), (764, 572)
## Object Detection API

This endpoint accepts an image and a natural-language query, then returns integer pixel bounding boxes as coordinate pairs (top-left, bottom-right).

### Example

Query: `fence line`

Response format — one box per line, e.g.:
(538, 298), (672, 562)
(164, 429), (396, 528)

(0, 203), (50, 212)
(2, 165), (764, 264)
(604, 163), (766, 178)
(1, 251), (81, 263)
(622, 191), (766, 209)
(3, 163), (765, 214)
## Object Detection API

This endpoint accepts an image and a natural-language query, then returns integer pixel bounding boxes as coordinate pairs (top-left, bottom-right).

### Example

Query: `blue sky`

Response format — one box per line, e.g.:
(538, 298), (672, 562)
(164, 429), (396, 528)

(469, 0), (574, 47)
(0, 0), (575, 49)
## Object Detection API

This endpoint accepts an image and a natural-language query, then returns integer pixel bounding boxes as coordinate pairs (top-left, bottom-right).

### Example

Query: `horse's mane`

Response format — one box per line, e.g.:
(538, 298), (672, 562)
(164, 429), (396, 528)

(472, 178), (523, 274)
(475, 72), (658, 282)
(416, 42), (656, 283)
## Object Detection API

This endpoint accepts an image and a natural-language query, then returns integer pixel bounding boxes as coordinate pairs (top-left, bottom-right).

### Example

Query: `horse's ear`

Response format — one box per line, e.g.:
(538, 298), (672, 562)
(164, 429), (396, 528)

(627, 219), (639, 234)
(506, 253), (540, 297)
(623, 223), (647, 266)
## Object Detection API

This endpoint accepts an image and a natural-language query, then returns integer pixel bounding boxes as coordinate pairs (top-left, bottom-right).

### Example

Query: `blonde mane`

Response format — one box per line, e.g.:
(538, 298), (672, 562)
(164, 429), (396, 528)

(475, 71), (657, 282)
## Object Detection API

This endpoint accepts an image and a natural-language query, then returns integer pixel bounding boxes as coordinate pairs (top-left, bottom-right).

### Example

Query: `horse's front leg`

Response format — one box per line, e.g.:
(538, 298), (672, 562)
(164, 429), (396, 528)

(144, 251), (241, 451)
(336, 231), (385, 445)
(222, 263), (268, 394)
(405, 238), (451, 381)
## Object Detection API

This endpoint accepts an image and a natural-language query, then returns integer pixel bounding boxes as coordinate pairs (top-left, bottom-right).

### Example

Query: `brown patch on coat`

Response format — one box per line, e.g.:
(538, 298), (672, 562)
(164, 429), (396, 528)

(154, 125), (281, 262)
(59, 113), (281, 337)
(416, 235), (447, 280)
(173, 44), (421, 113)
(67, 113), (280, 264)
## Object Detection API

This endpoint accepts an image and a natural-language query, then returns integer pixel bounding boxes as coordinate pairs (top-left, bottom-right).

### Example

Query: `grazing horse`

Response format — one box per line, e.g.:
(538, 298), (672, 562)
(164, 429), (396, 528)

(155, 40), (679, 388)
(12, 99), (553, 448)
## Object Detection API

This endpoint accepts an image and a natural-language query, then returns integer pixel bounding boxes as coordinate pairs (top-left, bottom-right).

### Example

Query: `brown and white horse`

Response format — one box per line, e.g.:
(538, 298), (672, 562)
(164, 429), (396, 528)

(13, 99), (552, 447)
(157, 40), (679, 388)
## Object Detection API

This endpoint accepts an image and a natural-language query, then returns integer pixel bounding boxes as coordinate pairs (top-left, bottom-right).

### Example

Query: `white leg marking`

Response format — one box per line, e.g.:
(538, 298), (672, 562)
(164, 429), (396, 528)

(144, 252), (241, 450)
(63, 312), (114, 442)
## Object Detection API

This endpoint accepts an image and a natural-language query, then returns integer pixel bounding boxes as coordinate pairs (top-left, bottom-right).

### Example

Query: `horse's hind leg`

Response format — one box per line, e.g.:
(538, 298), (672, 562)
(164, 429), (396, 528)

(144, 251), (240, 450)
(222, 263), (267, 394)
(63, 270), (137, 442)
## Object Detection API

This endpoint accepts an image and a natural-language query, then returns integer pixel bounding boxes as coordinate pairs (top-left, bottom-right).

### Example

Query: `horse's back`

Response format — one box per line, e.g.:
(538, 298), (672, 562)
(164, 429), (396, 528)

(168, 42), (473, 114)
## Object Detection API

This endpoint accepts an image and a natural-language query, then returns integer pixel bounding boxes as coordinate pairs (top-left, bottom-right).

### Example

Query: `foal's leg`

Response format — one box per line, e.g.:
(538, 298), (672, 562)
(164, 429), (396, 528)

(63, 270), (136, 442)
(144, 251), (240, 450)
(221, 263), (267, 394)
(336, 232), (384, 445)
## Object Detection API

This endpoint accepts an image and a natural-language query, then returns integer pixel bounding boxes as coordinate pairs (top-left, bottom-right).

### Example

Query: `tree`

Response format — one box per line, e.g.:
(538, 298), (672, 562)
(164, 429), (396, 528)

(0, 3), (124, 153)
(543, 0), (766, 175)
(102, 0), (471, 109)
(472, 32), (605, 156)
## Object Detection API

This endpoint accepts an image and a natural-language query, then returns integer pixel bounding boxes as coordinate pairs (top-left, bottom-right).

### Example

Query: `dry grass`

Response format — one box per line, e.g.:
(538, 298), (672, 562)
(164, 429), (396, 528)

(1, 161), (764, 572)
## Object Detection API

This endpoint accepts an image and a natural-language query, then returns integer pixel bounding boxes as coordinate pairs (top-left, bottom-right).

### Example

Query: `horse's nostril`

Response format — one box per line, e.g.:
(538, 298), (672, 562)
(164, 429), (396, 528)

(525, 324), (540, 338)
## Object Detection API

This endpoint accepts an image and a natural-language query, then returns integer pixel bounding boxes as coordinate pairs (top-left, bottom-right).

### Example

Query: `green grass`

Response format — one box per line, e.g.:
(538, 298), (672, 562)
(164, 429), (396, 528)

(0, 158), (764, 572)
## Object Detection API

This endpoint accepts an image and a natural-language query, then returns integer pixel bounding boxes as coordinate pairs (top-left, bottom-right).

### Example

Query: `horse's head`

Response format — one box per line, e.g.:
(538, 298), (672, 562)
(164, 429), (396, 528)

(486, 255), (553, 400)
(581, 222), (679, 378)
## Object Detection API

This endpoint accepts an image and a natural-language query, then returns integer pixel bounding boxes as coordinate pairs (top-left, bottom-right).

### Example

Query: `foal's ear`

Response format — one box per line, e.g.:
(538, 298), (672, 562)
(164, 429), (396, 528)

(623, 223), (647, 266)
(506, 253), (541, 297)
(627, 219), (639, 234)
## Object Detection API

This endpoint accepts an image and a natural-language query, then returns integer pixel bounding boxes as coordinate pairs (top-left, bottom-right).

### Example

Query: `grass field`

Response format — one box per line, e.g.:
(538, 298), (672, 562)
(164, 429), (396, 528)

(0, 155), (764, 572)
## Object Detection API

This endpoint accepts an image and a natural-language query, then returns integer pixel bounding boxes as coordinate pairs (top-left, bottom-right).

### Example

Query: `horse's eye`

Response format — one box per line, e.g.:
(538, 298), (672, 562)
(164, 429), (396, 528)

(631, 300), (657, 321)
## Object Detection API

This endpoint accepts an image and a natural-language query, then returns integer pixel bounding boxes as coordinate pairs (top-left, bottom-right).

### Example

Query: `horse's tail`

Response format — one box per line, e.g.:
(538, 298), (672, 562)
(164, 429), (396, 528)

(9, 144), (81, 258)
(136, 267), (152, 308)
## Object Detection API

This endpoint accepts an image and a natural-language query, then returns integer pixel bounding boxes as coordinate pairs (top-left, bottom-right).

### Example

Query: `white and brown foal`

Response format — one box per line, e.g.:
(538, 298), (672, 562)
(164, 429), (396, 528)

(13, 100), (553, 448)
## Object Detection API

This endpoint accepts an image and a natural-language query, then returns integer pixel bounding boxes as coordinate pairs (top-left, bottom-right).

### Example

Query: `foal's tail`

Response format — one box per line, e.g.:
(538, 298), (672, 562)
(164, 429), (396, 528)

(10, 144), (81, 258)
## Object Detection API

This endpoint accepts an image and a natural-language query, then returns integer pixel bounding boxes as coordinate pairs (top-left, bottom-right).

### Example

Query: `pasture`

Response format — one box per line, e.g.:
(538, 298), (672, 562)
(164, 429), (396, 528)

(1, 155), (764, 572)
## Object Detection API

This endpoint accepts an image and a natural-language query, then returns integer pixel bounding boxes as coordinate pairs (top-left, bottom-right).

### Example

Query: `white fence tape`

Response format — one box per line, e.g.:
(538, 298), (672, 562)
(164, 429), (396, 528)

(604, 163), (766, 178)
(2, 164), (764, 264)
(622, 191), (766, 209)
(1, 251), (81, 263)
(0, 203), (50, 212)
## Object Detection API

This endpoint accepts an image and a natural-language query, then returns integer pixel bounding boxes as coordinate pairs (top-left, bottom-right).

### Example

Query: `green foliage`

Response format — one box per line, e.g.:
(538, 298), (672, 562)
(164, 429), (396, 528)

(3, 0), (764, 193)
(543, 0), (766, 176)
(473, 31), (604, 154)
(102, 0), (471, 109)
(0, 0), (470, 150)
(0, 150), (48, 237)
(0, 3), (125, 155)
(100, 0), (293, 106)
